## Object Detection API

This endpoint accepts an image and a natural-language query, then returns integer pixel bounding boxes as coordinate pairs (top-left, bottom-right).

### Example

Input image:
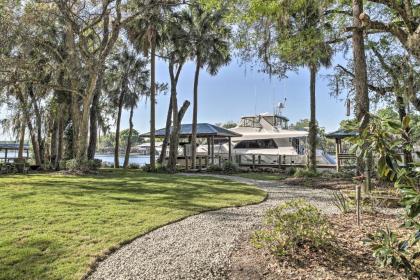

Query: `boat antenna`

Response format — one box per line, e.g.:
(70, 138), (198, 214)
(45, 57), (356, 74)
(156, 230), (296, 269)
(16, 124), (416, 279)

(272, 87), (276, 116)
(276, 98), (287, 116)
(254, 84), (257, 116)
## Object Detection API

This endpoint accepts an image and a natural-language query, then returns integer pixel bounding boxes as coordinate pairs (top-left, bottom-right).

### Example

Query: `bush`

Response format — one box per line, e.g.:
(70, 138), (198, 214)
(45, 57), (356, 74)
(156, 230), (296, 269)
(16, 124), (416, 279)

(331, 190), (351, 213)
(101, 161), (113, 168)
(128, 163), (140, 169)
(141, 164), (154, 172)
(294, 168), (320, 178)
(286, 167), (296, 176)
(326, 169), (354, 179)
(222, 161), (239, 174)
(141, 163), (167, 173)
(207, 164), (223, 172)
(59, 160), (67, 170)
(65, 159), (101, 172)
(252, 199), (332, 256)
(366, 227), (419, 278)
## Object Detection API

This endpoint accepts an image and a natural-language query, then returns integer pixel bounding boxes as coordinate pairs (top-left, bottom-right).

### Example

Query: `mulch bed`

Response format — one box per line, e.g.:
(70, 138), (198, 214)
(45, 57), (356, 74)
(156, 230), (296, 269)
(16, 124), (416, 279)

(228, 212), (407, 280)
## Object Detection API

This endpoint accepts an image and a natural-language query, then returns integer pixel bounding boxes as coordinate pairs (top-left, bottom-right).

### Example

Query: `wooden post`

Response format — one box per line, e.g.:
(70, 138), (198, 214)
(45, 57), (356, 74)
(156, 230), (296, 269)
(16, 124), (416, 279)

(207, 137), (211, 157)
(335, 139), (341, 172)
(5, 148), (7, 160)
(278, 155), (281, 170)
(364, 157), (372, 193)
(252, 154), (256, 169)
(198, 156), (202, 171)
(26, 149), (29, 159)
(228, 137), (232, 162)
(211, 136), (215, 165)
(356, 185), (361, 226)
(218, 155), (222, 168)
(258, 155), (261, 165)
(238, 154), (241, 165)
(205, 155), (208, 168)
(184, 147), (188, 171)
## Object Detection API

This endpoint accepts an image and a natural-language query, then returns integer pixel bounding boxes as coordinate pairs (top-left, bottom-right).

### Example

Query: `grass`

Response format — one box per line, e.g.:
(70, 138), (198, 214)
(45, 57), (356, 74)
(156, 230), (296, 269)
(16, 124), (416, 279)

(234, 172), (285, 181)
(0, 169), (266, 280)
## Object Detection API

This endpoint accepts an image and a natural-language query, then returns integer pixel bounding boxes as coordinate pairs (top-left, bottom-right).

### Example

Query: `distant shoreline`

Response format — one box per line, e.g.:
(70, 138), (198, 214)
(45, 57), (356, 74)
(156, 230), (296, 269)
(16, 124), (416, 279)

(95, 153), (147, 156)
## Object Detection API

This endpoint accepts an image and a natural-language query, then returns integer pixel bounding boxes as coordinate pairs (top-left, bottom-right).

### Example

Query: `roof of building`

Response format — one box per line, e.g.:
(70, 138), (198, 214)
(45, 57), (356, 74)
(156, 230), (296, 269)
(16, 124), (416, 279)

(325, 129), (358, 139)
(0, 143), (30, 150)
(140, 123), (242, 138)
(241, 114), (290, 122)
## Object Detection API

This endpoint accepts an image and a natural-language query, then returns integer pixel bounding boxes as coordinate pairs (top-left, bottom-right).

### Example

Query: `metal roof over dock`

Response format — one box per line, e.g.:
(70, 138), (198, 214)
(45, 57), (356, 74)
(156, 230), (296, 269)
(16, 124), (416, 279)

(325, 129), (358, 140)
(140, 123), (242, 138)
(0, 143), (30, 150)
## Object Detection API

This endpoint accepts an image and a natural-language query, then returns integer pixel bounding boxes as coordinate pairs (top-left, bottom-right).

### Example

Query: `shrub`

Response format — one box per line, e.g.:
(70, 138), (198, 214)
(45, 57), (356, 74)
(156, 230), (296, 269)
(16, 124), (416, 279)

(252, 199), (332, 256)
(141, 164), (154, 172)
(222, 161), (239, 174)
(366, 227), (419, 279)
(286, 167), (296, 176)
(294, 168), (320, 178)
(207, 164), (223, 172)
(65, 159), (101, 172)
(141, 163), (167, 173)
(101, 161), (113, 168)
(59, 160), (67, 170)
(326, 169), (354, 179)
(128, 163), (140, 169)
(331, 190), (351, 213)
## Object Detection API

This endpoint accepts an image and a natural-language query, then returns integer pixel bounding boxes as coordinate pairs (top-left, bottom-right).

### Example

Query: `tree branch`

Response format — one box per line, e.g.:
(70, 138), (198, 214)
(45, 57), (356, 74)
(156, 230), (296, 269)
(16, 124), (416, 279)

(336, 64), (392, 96)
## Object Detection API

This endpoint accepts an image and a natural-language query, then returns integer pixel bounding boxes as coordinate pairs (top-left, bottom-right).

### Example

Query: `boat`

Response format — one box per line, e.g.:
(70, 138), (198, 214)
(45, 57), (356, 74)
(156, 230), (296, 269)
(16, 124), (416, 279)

(198, 103), (335, 166)
(132, 142), (163, 156)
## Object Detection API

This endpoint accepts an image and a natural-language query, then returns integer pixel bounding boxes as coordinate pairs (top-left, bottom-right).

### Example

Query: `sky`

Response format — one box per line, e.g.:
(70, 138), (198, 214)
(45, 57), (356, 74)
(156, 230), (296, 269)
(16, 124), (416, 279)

(122, 53), (352, 135)
(0, 53), (354, 140)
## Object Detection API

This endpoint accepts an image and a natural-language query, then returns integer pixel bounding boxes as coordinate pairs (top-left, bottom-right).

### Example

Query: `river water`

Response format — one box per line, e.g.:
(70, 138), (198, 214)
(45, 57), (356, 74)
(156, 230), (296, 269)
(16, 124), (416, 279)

(95, 154), (150, 166)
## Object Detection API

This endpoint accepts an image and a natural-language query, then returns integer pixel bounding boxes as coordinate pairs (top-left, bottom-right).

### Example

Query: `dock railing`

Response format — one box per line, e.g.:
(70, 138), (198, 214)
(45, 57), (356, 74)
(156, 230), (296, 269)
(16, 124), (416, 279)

(176, 153), (338, 171)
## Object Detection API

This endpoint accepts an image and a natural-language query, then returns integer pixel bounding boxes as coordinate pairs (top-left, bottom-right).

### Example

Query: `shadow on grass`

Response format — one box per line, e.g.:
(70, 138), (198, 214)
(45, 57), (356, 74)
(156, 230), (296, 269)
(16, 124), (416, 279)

(16, 171), (262, 210)
(1, 236), (65, 280)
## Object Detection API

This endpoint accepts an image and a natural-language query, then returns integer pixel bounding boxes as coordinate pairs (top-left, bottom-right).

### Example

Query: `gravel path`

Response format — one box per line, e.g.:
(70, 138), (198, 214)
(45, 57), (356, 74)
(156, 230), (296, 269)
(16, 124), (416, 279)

(87, 174), (338, 280)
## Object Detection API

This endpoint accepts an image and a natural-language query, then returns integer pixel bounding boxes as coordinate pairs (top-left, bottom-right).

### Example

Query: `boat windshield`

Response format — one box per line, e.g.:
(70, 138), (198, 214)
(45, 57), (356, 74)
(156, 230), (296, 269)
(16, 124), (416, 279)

(263, 116), (288, 129)
(239, 117), (262, 128)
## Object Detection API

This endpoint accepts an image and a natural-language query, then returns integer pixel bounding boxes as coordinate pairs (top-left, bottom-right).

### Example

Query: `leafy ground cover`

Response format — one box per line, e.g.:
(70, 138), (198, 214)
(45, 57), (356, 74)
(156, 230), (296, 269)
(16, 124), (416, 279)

(229, 212), (407, 279)
(0, 169), (265, 280)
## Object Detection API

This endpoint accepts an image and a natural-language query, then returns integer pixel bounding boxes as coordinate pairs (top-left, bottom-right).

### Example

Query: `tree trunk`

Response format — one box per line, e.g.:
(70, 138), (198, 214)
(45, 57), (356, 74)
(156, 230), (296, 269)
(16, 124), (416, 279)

(191, 56), (201, 169)
(308, 65), (317, 172)
(352, 0), (370, 177)
(18, 122), (26, 159)
(168, 90), (178, 172)
(50, 118), (58, 165)
(55, 111), (65, 170)
(71, 92), (80, 159)
(168, 100), (190, 172)
(15, 85), (42, 166)
(76, 97), (92, 161)
(76, 72), (99, 162)
(27, 120), (42, 167)
(27, 83), (44, 163)
(158, 94), (173, 164)
(114, 91), (124, 168)
(88, 69), (104, 160)
(167, 61), (183, 172)
(396, 95), (413, 165)
(149, 39), (157, 170)
(123, 104), (135, 168)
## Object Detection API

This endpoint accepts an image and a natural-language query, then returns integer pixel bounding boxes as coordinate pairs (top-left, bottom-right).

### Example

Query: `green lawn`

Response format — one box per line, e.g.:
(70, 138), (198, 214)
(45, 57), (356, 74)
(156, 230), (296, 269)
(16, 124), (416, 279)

(0, 169), (266, 280)
(234, 172), (286, 181)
